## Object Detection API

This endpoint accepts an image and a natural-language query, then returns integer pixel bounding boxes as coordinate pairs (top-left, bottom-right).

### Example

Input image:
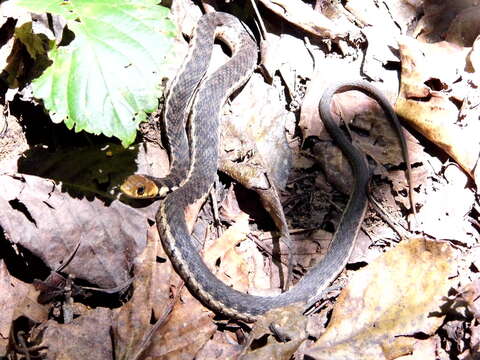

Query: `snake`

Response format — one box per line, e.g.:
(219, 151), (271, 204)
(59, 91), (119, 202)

(121, 12), (413, 322)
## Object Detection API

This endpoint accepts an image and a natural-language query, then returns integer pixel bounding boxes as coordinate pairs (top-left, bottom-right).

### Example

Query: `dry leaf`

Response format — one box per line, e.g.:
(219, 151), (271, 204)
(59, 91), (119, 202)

(243, 304), (308, 360)
(305, 238), (454, 360)
(413, 0), (480, 44)
(144, 288), (216, 359)
(396, 338), (437, 360)
(204, 213), (250, 291)
(258, 0), (353, 40)
(0, 261), (48, 356)
(415, 164), (475, 244)
(396, 37), (480, 181)
(222, 74), (294, 270)
(446, 6), (480, 47)
(39, 308), (114, 360)
(195, 332), (243, 360)
(0, 174), (146, 288)
(113, 226), (160, 360)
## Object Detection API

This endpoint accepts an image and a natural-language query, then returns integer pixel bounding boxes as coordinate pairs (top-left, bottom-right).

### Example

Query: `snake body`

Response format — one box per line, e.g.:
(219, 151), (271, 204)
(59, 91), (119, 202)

(122, 12), (411, 322)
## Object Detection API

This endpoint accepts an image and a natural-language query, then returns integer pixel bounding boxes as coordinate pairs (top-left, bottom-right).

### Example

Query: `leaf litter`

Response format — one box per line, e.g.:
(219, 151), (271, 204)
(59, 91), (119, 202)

(0, 0), (480, 359)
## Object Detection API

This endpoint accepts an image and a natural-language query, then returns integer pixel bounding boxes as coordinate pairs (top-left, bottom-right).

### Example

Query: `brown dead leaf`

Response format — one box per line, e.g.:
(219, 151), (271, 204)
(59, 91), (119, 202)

(115, 214), (215, 359)
(413, 1), (480, 45)
(0, 174), (145, 289)
(446, 6), (480, 47)
(204, 213), (250, 291)
(221, 73), (295, 284)
(227, 74), (292, 190)
(396, 37), (480, 181)
(242, 303), (308, 360)
(0, 1), (59, 96)
(144, 286), (216, 359)
(38, 308), (114, 360)
(195, 332), (243, 360)
(0, 261), (48, 357)
(113, 225), (160, 360)
(260, 33), (314, 87)
(118, 217), (214, 359)
(258, 0), (354, 40)
(305, 238), (454, 360)
(292, 229), (331, 271)
(346, 0), (405, 81)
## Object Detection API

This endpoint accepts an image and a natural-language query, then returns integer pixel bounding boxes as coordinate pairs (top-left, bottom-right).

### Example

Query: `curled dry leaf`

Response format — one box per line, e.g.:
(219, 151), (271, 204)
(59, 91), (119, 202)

(304, 238), (454, 360)
(222, 73), (294, 274)
(395, 37), (480, 183)
(258, 0), (354, 40)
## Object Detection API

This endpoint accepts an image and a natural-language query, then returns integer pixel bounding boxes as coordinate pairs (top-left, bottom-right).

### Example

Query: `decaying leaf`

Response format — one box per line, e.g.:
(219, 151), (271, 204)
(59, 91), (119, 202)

(242, 303), (308, 360)
(413, 0), (480, 45)
(113, 225), (160, 360)
(195, 332), (243, 359)
(445, 6), (480, 47)
(258, 0), (355, 40)
(0, 174), (146, 289)
(143, 282), (216, 359)
(39, 308), (114, 360)
(221, 73), (295, 285)
(204, 213), (251, 291)
(0, 261), (48, 357)
(415, 164), (475, 244)
(396, 36), (480, 183)
(304, 238), (454, 360)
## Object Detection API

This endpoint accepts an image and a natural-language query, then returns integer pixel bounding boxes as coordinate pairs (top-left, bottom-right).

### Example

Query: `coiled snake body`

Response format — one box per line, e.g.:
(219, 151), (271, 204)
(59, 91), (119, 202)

(121, 12), (412, 322)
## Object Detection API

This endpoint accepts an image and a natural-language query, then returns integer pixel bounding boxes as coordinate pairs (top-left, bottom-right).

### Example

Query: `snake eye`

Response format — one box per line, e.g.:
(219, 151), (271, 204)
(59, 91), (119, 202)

(137, 186), (145, 196)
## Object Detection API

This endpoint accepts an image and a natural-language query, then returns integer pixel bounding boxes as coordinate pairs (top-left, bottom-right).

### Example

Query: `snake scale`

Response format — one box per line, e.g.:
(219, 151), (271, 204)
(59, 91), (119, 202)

(121, 12), (413, 322)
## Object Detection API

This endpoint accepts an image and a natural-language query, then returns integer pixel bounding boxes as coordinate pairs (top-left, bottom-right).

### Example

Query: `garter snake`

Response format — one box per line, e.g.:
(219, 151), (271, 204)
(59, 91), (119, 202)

(121, 12), (413, 322)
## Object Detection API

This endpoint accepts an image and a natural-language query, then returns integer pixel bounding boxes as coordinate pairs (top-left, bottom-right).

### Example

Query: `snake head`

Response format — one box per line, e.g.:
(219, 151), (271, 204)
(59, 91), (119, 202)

(120, 175), (159, 199)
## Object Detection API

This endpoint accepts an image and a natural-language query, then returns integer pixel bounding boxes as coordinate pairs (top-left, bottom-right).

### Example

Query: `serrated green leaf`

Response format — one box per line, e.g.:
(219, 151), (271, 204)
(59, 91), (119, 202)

(17, 0), (176, 146)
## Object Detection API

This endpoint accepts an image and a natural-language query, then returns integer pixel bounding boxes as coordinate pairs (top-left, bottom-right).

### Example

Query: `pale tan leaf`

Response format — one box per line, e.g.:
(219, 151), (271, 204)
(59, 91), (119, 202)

(305, 238), (454, 360)
(203, 213), (250, 268)
(204, 213), (250, 291)
(396, 37), (480, 180)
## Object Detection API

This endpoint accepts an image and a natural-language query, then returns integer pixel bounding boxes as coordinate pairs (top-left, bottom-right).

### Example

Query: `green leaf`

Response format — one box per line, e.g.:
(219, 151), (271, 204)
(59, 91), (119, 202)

(17, 0), (176, 146)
